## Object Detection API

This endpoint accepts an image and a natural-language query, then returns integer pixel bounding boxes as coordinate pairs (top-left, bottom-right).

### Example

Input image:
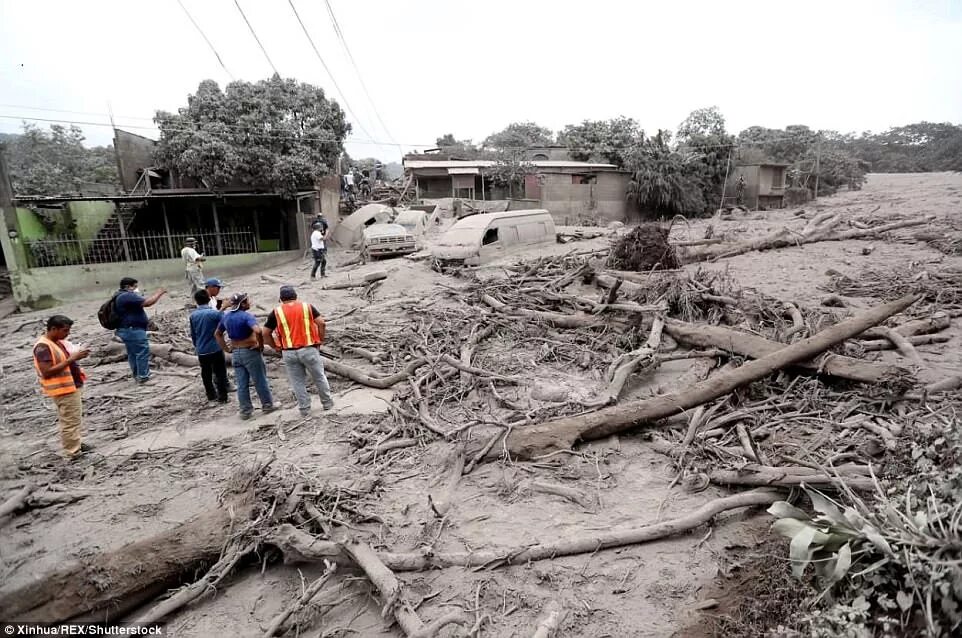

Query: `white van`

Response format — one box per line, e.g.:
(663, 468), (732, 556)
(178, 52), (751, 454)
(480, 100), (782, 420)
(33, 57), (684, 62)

(431, 209), (556, 266)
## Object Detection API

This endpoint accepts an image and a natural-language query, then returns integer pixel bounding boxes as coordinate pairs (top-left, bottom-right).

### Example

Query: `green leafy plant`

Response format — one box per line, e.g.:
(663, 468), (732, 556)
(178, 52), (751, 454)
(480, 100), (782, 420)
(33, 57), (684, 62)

(768, 421), (962, 637)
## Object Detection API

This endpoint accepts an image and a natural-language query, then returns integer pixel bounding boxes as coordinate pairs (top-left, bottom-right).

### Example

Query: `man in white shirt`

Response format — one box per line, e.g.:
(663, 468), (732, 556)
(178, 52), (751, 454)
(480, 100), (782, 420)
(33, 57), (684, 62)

(181, 237), (206, 295)
(309, 220), (329, 279)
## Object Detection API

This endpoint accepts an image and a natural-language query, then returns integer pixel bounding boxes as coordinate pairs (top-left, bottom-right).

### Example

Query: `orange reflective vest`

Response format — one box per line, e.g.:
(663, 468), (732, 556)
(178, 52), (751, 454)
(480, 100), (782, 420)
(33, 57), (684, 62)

(33, 336), (83, 397)
(272, 302), (323, 349)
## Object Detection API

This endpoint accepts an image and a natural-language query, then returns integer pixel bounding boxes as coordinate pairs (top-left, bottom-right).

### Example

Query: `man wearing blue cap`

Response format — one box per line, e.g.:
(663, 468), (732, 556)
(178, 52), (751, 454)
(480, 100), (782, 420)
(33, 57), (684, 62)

(205, 278), (225, 310)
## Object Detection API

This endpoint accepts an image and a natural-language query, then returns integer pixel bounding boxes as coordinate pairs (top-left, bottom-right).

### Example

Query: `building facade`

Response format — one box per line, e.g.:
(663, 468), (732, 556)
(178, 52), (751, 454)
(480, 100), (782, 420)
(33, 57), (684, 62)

(403, 159), (631, 224)
(732, 163), (789, 210)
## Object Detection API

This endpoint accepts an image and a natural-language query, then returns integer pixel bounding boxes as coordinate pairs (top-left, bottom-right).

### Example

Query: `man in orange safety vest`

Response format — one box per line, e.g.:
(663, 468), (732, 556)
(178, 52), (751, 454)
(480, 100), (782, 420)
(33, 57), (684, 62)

(262, 285), (334, 418)
(33, 315), (92, 459)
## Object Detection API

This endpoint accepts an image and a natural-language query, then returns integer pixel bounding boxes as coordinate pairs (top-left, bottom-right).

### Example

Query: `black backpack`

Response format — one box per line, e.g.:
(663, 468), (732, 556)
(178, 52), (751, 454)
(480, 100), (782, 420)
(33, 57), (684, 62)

(98, 292), (122, 330)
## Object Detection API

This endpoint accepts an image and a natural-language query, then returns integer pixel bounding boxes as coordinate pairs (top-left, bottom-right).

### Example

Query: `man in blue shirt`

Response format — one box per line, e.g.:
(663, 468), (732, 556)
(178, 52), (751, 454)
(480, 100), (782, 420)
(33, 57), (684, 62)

(215, 292), (277, 420)
(115, 277), (167, 383)
(190, 289), (228, 403)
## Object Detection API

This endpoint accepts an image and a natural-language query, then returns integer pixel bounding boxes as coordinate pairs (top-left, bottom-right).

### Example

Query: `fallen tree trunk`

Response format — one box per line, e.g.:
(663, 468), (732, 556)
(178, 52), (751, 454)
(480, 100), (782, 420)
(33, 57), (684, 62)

(709, 470), (874, 490)
(854, 333), (949, 352)
(497, 295), (918, 459)
(0, 494), (252, 622)
(271, 489), (781, 571)
(663, 319), (910, 384)
(860, 312), (950, 339)
(319, 358), (428, 389)
(482, 294), (601, 329)
(103, 342), (426, 390)
(682, 216), (935, 263)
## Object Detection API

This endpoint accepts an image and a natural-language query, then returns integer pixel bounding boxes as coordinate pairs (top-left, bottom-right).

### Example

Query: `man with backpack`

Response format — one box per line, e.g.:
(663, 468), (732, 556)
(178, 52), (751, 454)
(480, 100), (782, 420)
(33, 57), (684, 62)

(110, 277), (167, 383)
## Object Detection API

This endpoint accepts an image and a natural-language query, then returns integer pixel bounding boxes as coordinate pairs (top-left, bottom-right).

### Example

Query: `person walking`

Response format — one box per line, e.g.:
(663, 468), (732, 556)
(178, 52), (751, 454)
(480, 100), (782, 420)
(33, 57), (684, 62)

(309, 221), (329, 279)
(190, 290), (229, 403)
(205, 278), (225, 310)
(215, 292), (277, 420)
(181, 237), (206, 296)
(33, 315), (91, 459)
(262, 285), (334, 418)
(115, 277), (167, 383)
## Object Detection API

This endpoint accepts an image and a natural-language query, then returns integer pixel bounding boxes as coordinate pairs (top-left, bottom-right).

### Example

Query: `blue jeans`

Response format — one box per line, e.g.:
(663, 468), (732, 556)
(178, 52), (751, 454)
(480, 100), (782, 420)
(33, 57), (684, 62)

(116, 327), (150, 381)
(232, 347), (273, 415)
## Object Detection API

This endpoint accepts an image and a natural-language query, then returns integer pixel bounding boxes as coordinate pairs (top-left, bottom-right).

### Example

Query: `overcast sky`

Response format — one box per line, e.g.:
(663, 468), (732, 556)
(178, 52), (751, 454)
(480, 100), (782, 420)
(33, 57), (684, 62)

(1, 0), (960, 162)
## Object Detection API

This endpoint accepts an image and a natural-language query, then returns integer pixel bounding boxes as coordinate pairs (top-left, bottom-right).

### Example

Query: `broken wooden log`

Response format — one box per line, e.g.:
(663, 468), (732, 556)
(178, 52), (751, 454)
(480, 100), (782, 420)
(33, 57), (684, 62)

(663, 319), (909, 385)
(358, 438), (418, 464)
(273, 489), (781, 572)
(861, 312), (950, 339)
(323, 270), (389, 290)
(597, 316), (664, 405)
(853, 333), (950, 352)
(262, 560), (337, 637)
(709, 470), (874, 490)
(878, 327), (925, 367)
(482, 294), (600, 329)
(496, 295), (919, 459)
(428, 447), (465, 517)
(343, 542), (425, 636)
(0, 493), (253, 622)
(531, 600), (567, 638)
(320, 358), (427, 389)
(409, 612), (470, 638)
(0, 484), (34, 528)
(134, 540), (254, 624)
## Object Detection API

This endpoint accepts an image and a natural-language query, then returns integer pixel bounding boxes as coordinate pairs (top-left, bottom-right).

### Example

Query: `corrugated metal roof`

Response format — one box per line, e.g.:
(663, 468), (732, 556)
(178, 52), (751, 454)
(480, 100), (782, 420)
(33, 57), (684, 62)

(404, 160), (619, 170)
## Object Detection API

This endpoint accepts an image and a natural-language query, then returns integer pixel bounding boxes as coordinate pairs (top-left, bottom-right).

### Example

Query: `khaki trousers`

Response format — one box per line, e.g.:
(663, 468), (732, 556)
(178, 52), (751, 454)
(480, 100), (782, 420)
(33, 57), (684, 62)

(52, 390), (83, 457)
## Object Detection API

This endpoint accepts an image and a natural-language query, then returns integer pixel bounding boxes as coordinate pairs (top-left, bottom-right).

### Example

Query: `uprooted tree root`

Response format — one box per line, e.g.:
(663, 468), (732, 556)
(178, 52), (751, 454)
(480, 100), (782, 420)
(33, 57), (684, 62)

(606, 223), (680, 271)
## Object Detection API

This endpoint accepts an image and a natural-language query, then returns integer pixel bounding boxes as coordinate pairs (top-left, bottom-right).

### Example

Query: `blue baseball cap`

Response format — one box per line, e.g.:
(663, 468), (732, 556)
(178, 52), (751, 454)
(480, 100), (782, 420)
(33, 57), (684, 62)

(205, 278), (224, 288)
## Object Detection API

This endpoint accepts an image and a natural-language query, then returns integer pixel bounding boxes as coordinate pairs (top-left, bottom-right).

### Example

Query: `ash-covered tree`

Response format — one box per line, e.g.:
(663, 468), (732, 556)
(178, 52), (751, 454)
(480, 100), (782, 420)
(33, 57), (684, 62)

(625, 130), (708, 216)
(434, 133), (483, 158)
(557, 117), (642, 167)
(5, 123), (118, 196)
(485, 152), (536, 198)
(155, 76), (350, 197)
(675, 106), (735, 209)
(483, 122), (554, 151)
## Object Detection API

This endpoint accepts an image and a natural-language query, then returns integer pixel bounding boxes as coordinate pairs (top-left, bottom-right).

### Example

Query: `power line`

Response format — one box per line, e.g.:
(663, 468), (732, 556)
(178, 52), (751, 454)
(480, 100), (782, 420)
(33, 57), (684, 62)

(0, 112), (832, 154)
(0, 114), (371, 146)
(286, 0), (375, 143)
(233, 0), (279, 76)
(322, 0), (398, 147)
(176, 0), (235, 81)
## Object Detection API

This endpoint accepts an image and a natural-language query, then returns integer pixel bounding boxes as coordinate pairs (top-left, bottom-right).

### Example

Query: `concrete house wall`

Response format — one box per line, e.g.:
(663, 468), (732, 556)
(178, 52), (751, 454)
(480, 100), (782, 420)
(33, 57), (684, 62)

(537, 171), (630, 224)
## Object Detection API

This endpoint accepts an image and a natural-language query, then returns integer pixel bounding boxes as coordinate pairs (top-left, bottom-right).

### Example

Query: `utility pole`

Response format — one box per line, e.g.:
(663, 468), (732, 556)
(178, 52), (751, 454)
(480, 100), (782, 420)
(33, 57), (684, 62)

(813, 137), (821, 200)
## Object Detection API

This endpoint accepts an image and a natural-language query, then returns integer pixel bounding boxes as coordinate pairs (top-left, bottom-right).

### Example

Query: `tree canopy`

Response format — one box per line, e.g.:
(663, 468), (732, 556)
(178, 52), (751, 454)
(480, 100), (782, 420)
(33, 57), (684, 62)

(154, 76), (350, 197)
(3, 123), (118, 196)
(483, 122), (554, 151)
(557, 117), (642, 167)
